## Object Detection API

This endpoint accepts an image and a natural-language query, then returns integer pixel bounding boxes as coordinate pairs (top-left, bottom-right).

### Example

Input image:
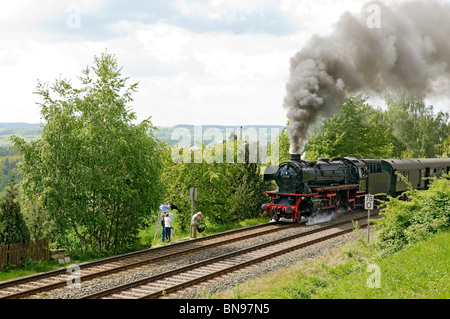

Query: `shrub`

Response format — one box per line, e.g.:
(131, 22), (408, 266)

(375, 174), (450, 254)
(0, 178), (30, 245)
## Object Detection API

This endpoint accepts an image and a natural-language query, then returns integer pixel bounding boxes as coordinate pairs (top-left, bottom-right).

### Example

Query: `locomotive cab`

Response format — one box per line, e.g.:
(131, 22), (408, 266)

(333, 157), (367, 191)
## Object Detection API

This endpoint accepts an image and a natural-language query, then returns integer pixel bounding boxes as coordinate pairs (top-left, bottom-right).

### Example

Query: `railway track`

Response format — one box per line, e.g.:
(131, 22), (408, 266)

(0, 221), (295, 299)
(83, 215), (379, 299)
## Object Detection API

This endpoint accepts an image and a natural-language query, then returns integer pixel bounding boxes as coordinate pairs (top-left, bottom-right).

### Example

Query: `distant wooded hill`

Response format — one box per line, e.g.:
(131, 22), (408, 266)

(0, 123), (43, 147)
(0, 123), (284, 147)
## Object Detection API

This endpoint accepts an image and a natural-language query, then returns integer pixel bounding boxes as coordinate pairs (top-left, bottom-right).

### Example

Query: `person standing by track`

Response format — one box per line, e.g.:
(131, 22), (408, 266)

(190, 212), (203, 239)
(164, 213), (173, 243)
(160, 214), (166, 243)
(159, 201), (169, 243)
(167, 202), (174, 240)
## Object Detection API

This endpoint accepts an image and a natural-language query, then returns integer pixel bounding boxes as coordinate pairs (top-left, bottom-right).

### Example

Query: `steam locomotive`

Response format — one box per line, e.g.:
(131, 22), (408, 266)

(262, 154), (450, 223)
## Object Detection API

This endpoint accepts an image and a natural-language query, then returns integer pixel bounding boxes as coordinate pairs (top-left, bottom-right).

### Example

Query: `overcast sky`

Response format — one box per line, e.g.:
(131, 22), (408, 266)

(1, 0), (449, 127)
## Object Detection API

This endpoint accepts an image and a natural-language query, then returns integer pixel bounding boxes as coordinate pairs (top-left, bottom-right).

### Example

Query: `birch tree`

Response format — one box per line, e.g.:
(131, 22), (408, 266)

(13, 52), (164, 252)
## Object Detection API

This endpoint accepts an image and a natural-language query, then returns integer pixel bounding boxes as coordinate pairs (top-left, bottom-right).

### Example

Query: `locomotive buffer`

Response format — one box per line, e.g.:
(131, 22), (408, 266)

(364, 194), (374, 242)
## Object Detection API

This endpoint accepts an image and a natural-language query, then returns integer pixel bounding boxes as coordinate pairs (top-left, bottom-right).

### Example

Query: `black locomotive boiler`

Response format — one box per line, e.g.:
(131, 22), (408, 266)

(262, 154), (450, 223)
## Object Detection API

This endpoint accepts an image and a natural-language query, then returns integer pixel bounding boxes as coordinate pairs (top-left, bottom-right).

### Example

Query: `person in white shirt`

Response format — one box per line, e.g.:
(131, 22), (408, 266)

(164, 213), (173, 242)
(167, 202), (174, 240)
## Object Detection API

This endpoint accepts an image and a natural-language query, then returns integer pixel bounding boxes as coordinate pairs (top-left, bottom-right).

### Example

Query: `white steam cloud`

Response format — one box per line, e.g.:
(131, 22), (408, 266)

(285, 0), (450, 154)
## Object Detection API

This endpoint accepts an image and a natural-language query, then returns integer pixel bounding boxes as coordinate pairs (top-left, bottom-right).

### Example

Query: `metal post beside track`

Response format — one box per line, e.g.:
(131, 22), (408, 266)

(364, 194), (374, 242)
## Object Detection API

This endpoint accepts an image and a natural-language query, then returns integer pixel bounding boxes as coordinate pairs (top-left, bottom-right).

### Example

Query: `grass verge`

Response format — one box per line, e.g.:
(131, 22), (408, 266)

(0, 260), (67, 282)
(215, 229), (450, 299)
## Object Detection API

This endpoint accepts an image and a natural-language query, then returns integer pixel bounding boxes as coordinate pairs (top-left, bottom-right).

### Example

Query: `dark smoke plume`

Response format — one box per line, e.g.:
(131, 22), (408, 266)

(285, 0), (450, 154)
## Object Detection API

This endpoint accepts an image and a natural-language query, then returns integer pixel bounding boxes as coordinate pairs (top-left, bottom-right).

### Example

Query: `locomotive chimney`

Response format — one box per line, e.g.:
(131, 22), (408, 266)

(289, 154), (301, 163)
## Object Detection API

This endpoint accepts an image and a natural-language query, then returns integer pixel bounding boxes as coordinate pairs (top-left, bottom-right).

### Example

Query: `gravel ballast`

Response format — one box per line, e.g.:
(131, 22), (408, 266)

(34, 209), (372, 299)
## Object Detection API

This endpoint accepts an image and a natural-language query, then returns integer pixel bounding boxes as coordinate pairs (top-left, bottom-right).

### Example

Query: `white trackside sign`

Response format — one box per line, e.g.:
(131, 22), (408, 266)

(365, 194), (374, 210)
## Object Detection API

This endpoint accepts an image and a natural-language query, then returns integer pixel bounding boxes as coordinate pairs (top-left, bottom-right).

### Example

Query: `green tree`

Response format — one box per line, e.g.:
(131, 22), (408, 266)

(0, 178), (30, 245)
(12, 52), (164, 253)
(0, 160), (4, 196)
(0, 153), (21, 195)
(441, 136), (450, 157)
(384, 94), (449, 158)
(224, 140), (269, 222)
(162, 139), (268, 230)
(276, 121), (290, 163)
(303, 96), (394, 160)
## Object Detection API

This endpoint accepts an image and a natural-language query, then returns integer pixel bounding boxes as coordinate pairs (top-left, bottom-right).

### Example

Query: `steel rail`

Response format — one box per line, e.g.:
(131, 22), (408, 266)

(83, 215), (378, 299)
(0, 221), (277, 289)
(0, 221), (292, 299)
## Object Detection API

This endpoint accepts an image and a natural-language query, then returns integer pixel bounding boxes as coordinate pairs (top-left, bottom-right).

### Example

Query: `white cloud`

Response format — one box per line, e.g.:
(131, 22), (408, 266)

(105, 21), (300, 125)
(0, 1), (373, 125)
(280, 0), (369, 35)
(0, 37), (104, 123)
(2, 0), (447, 126)
(0, 14), (300, 125)
(0, 0), (104, 37)
(174, 0), (272, 19)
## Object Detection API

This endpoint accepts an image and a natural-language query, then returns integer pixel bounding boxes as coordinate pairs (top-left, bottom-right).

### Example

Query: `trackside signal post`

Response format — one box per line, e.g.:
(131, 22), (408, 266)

(190, 187), (198, 221)
(365, 194), (374, 242)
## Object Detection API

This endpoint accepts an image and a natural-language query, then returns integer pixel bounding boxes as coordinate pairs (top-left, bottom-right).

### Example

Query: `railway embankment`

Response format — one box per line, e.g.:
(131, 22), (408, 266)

(214, 228), (449, 299)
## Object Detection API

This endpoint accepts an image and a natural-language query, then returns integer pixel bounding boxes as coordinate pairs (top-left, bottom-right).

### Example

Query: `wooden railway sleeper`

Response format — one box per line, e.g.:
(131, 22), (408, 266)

(82, 216), (377, 299)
